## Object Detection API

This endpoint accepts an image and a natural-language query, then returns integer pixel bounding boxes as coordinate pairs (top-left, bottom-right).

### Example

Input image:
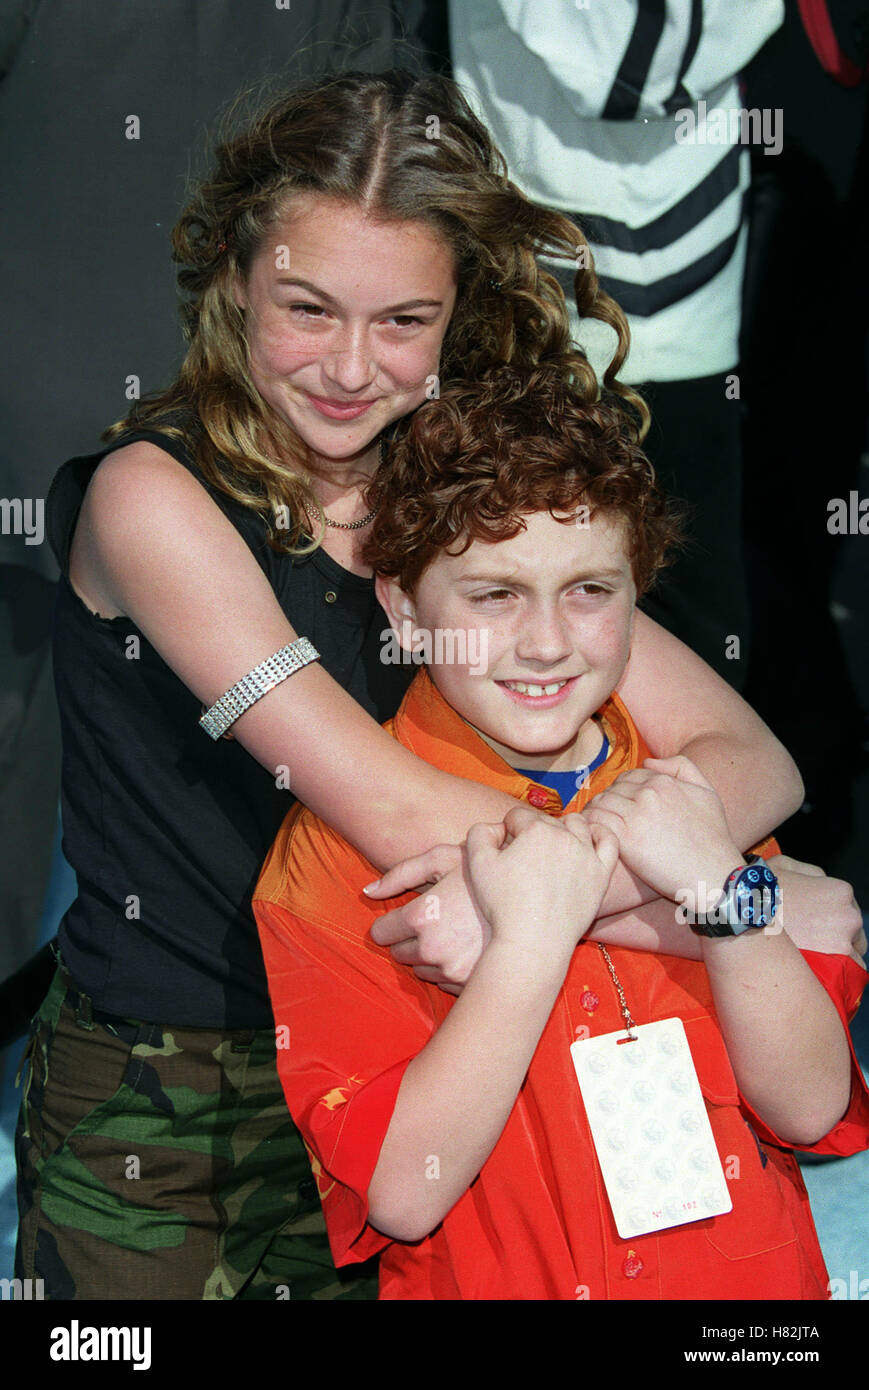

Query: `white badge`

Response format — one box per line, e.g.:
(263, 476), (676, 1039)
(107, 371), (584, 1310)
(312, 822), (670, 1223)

(570, 1017), (732, 1239)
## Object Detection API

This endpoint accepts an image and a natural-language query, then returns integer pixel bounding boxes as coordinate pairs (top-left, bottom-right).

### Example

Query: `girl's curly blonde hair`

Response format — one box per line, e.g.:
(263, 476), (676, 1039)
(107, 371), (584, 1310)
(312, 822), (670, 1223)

(107, 69), (647, 553)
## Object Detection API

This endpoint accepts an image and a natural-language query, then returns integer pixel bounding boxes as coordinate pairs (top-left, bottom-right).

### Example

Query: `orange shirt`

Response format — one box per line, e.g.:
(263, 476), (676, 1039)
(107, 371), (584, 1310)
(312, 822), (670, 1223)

(254, 668), (869, 1301)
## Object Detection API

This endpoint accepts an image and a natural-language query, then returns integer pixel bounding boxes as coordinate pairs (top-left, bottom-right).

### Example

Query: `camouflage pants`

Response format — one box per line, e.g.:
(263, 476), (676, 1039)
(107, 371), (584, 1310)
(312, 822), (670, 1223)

(14, 964), (377, 1300)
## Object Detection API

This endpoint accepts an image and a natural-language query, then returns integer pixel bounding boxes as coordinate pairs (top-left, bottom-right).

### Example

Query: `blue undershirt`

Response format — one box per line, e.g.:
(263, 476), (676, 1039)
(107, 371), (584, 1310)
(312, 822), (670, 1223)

(516, 725), (610, 809)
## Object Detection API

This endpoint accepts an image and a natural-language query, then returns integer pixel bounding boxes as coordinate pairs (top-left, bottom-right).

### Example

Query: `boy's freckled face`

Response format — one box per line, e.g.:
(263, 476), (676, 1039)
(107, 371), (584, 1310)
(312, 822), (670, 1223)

(399, 510), (637, 772)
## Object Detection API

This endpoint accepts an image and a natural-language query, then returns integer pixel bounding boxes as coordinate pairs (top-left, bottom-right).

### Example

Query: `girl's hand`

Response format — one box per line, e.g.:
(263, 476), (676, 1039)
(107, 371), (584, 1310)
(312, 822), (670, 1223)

(765, 856), (866, 966)
(367, 845), (489, 994)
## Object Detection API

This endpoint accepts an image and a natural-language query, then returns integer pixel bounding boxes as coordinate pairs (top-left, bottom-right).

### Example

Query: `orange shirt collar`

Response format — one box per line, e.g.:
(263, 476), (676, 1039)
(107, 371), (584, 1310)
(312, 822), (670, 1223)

(390, 666), (648, 814)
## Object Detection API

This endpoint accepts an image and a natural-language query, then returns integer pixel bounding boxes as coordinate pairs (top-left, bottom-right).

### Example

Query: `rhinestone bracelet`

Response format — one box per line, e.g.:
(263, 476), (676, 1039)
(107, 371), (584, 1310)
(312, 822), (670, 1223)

(198, 638), (320, 740)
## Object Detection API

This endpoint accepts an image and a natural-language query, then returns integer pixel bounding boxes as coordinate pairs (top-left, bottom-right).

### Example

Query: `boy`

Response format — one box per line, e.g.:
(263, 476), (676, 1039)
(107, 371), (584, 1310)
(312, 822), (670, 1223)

(253, 366), (868, 1300)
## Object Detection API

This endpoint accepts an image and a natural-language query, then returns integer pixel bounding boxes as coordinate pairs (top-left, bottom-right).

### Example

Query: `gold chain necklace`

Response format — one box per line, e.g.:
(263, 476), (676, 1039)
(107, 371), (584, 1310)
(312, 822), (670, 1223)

(303, 503), (376, 531)
(303, 437), (382, 531)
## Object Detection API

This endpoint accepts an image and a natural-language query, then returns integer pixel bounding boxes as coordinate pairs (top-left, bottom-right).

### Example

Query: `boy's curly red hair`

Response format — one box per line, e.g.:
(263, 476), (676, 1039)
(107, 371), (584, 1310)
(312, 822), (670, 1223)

(364, 365), (682, 595)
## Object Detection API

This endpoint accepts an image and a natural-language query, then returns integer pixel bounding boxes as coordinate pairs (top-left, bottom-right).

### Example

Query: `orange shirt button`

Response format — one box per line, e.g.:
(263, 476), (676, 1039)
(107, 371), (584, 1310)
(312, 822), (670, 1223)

(622, 1251), (644, 1279)
(526, 786), (549, 808)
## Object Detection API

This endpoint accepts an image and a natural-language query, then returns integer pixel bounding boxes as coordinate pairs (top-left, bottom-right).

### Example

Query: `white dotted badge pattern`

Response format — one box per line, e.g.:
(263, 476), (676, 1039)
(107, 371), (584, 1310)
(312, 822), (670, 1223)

(570, 1017), (732, 1239)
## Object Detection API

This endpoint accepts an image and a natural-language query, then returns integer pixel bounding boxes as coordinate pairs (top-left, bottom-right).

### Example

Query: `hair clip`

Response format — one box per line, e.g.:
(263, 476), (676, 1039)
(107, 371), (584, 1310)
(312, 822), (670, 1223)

(489, 278), (502, 293)
(215, 238), (228, 256)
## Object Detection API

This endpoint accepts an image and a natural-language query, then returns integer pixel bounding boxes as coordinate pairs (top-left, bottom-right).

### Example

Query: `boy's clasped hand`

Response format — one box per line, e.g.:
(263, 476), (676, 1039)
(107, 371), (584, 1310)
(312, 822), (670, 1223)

(583, 755), (744, 912)
(462, 806), (619, 959)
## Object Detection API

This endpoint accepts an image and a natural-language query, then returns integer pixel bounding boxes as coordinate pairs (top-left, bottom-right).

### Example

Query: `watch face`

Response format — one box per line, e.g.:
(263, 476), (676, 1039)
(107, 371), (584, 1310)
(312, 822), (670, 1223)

(733, 865), (780, 927)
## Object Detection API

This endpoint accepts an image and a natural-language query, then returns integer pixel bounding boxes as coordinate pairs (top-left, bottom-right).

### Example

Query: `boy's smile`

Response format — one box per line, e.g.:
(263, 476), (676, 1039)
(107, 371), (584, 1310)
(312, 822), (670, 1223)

(377, 510), (637, 774)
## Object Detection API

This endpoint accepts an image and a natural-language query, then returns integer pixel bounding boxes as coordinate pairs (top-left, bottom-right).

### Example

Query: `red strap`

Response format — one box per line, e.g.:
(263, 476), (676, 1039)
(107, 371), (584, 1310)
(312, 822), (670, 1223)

(797, 0), (867, 85)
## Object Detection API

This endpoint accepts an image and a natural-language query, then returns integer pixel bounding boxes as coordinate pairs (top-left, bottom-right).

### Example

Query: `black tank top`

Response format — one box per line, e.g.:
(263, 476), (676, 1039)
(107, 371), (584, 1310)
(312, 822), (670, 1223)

(49, 429), (413, 1026)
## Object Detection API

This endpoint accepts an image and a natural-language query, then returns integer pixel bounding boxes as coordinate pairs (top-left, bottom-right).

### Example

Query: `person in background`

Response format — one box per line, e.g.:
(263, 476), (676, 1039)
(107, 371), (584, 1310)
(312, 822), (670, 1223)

(449, 0), (785, 684)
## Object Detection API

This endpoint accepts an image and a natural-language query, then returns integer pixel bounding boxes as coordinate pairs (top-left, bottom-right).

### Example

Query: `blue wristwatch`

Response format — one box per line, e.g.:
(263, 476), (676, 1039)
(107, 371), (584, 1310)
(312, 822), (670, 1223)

(688, 854), (780, 937)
